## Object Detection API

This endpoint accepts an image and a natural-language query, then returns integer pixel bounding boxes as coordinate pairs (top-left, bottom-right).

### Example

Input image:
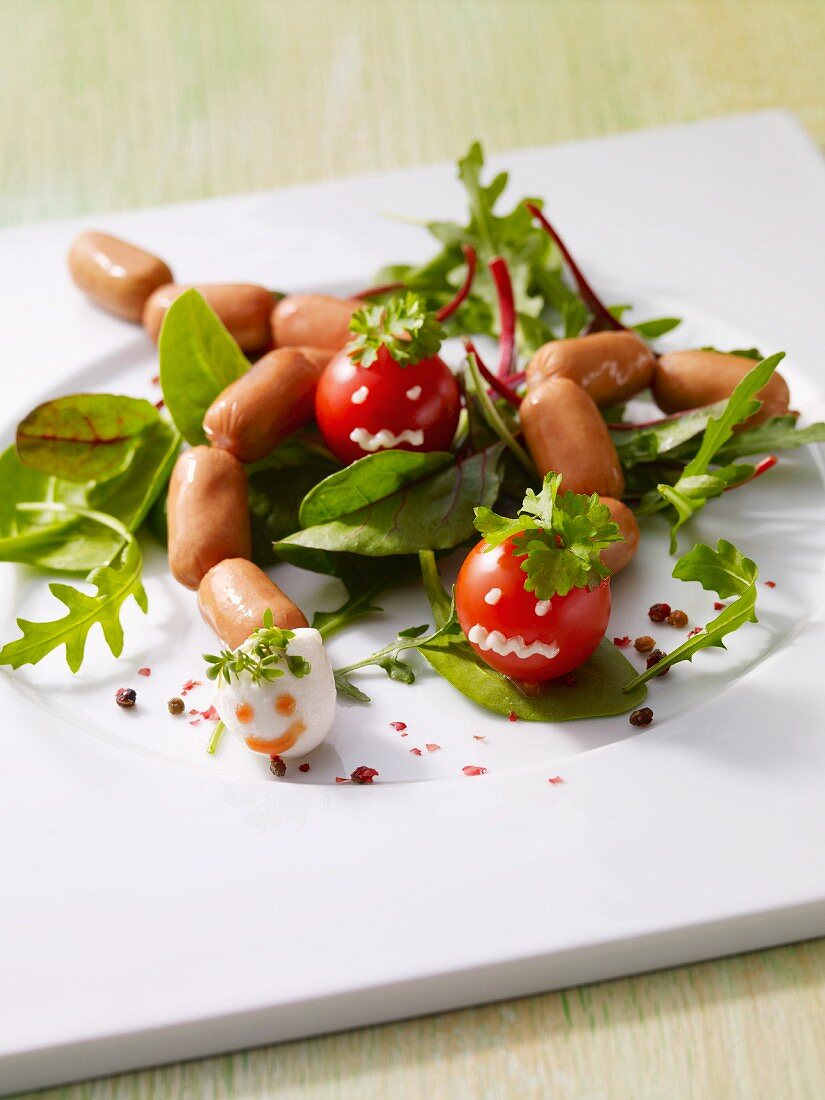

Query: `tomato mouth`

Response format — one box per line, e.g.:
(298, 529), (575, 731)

(467, 624), (560, 661)
(349, 427), (425, 452)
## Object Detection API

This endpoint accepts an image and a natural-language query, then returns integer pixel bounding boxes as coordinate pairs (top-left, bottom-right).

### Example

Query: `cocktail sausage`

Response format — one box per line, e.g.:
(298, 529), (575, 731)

(67, 231), (173, 322)
(198, 559), (308, 649)
(142, 283), (275, 351)
(520, 376), (625, 498)
(167, 447), (251, 589)
(653, 350), (790, 429)
(203, 347), (332, 461)
(527, 331), (655, 406)
(600, 497), (639, 576)
(271, 294), (364, 350)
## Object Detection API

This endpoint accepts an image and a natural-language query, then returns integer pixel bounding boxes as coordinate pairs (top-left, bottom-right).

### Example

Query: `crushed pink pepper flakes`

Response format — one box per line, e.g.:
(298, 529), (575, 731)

(181, 679), (202, 696)
(508, 711), (518, 722)
(150, 374), (160, 385)
(410, 747), (423, 756)
(334, 777), (349, 783)
(462, 765), (487, 777)
(426, 743), (441, 752)
(548, 776), (565, 785)
(473, 735), (486, 742)
(350, 766), (379, 784)
(389, 721), (407, 731)
(713, 601), (725, 611)
(612, 636), (631, 648)
(765, 581), (776, 588)
(688, 626), (703, 638)
(298, 763), (310, 773)
(201, 705), (219, 721)
(189, 719), (201, 727)
(137, 667), (151, 677)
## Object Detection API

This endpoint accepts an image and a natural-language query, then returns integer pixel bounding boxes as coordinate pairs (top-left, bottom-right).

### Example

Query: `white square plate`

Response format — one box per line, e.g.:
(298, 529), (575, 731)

(1, 111), (824, 1095)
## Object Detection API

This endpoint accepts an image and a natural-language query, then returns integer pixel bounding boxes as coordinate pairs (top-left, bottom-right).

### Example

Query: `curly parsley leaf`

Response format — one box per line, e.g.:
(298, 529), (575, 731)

(347, 292), (445, 368)
(0, 508), (147, 672)
(474, 472), (622, 598)
(624, 540), (758, 690)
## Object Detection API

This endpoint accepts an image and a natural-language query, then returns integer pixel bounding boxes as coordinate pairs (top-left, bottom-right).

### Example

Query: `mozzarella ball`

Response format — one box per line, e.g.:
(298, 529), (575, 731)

(213, 628), (336, 758)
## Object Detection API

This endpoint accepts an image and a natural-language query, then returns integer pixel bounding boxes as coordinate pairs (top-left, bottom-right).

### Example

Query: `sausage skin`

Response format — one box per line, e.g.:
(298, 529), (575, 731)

(600, 497), (639, 576)
(653, 350), (790, 429)
(142, 283), (275, 351)
(67, 231), (173, 322)
(167, 447), (251, 589)
(520, 376), (625, 498)
(527, 331), (655, 406)
(198, 559), (308, 649)
(271, 294), (364, 351)
(203, 347), (332, 461)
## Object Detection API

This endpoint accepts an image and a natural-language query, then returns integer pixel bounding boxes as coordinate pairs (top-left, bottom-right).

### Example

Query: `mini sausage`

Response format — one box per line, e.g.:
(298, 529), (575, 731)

(203, 347), (332, 461)
(198, 559), (308, 649)
(67, 231), (173, 322)
(142, 283), (275, 351)
(652, 350), (790, 429)
(520, 376), (625, 498)
(526, 331), (656, 406)
(167, 447), (251, 589)
(600, 497), (639, 576)
(271, 293), (365, 351)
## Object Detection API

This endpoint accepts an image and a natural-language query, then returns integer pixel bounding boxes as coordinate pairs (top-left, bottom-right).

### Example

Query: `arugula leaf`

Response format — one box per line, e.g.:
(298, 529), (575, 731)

(16, 394), (159, 482)
(159, 289), (249, 445)
(637, 353), (785, 550)
(613, 400), (729, 469)
(624, 540), (758, 690)
(333, 621), (446, 702)
(475, 472), (622, 598)
(0, 507), (147, 672)
(312, 554), (420, 639)
(714, 416), (825, 463)
(347, 293), (445, 368)
(277, 445), (504, 558)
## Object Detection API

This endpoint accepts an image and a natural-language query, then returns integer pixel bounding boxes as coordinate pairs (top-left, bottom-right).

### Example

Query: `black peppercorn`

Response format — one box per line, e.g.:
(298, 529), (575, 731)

(629, 707), (654, 727)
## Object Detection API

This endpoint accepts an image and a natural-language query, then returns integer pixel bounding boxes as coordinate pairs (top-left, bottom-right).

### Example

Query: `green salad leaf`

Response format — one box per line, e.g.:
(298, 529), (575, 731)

(159, 288), (249, 445)
(16, 394), (160, 482)
(0, 507), (147, 672)
(277, 444), (504, 558)
(624, 539), (759, 690)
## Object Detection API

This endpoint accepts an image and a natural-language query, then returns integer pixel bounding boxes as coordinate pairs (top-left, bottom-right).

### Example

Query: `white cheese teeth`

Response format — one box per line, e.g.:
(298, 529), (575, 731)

(467, 624), (559, 661)
(349, 427), (425, 452)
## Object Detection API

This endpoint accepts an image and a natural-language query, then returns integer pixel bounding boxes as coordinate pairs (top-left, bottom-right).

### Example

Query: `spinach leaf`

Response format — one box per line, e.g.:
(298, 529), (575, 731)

(278, 445), (504, 557)
(159, 289), (249, 445)
(624, 539), (758, 690)
(16, 394), (159, 482)
(246, 435), (340, 566)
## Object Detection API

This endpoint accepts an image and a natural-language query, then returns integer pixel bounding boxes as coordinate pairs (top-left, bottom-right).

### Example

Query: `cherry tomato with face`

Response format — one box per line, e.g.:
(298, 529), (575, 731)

(315, 343), (461, 466)
(455, 535), (611, 682)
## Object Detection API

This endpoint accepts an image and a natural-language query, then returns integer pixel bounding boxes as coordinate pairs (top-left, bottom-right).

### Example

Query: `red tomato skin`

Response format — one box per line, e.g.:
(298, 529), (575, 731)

(315, 345), (461, 465)
(455, 536), (611, 682)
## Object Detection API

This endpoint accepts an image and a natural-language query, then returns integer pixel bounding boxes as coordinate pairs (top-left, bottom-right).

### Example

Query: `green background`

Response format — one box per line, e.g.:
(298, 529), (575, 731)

(3, 1), (824, 1097)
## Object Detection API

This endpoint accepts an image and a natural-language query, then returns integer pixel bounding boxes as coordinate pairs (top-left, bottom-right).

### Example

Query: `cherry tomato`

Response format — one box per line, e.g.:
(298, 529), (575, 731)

(315, 344), (461, 466)
(455, 536), (611, 682)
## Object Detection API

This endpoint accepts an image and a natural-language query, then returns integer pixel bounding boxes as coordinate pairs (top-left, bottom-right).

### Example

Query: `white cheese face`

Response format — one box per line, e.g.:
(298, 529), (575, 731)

(213, 628), (336, 759)
(349, 427), (424, 452)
